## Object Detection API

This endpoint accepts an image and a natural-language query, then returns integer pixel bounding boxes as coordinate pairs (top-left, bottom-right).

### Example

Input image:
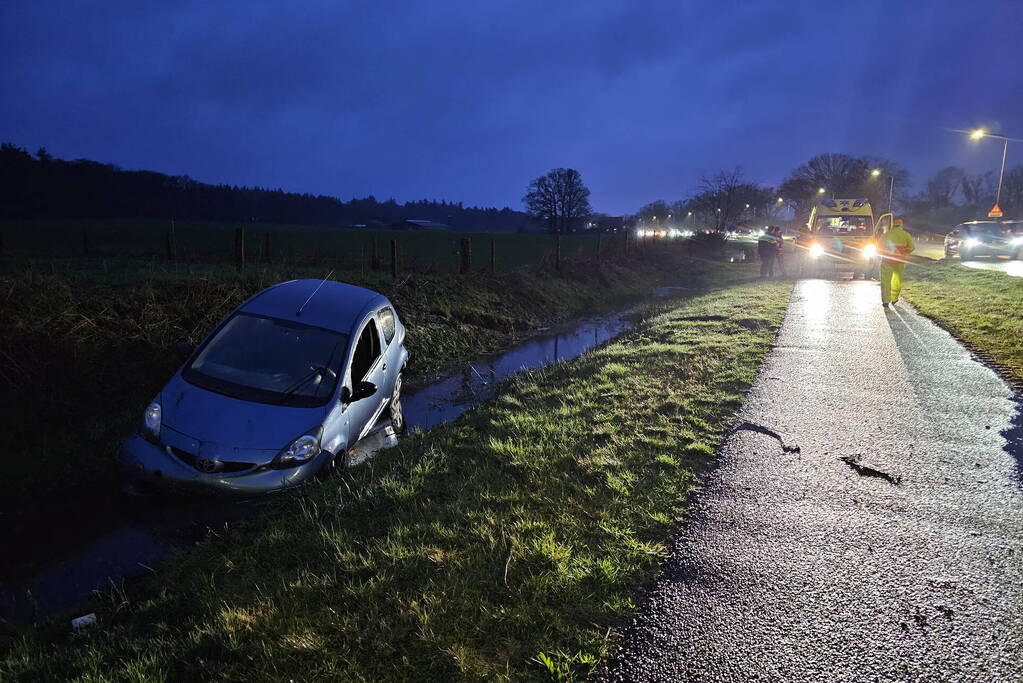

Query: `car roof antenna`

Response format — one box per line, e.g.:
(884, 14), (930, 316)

(296, 269), (335, 317)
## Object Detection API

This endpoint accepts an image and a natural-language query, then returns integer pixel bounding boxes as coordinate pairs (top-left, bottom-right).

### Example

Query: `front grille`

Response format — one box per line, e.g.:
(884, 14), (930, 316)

(169, 446), (254, 474)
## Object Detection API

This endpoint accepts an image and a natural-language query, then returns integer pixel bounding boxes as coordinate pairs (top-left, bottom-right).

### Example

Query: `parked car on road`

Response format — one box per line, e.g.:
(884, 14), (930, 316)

(944, 220), (1023, 260)
(119, 279), (407, 495)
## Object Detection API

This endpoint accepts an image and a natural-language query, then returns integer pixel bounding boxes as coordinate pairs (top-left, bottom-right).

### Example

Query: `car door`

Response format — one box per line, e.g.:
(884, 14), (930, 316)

(345, 317), (388, 443)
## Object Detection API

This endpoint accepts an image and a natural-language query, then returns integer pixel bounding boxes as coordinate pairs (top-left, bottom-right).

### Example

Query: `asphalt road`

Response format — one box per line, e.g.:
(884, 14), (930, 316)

(597, 280), (1023, 681)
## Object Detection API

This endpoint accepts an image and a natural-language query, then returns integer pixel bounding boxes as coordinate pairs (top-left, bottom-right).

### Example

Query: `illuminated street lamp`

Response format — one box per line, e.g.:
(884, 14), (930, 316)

(776, 197), (783, 203)
(817, 187), (826, 195)
(968, 128), (1017, 208)
(870, 167), (895, 213)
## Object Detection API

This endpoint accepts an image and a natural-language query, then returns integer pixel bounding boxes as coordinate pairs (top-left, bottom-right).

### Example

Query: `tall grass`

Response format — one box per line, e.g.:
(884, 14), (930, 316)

(0, 250), (729, 577)
(0, 281), (792, 681)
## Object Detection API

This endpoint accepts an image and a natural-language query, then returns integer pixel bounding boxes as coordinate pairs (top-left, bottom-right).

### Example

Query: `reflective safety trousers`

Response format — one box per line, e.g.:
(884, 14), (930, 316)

(880, 262), (905, 304)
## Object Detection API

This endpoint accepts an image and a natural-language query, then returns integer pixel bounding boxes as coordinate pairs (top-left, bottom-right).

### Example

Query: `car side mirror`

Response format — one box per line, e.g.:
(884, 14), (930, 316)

(174, 340), (195, 357)
(348, 381), (377, 402)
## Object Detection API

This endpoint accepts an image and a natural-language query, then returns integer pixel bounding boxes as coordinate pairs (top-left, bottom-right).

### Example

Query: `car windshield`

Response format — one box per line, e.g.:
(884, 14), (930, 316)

(968, 224), (1008, 237)
(183, 313), (347, 407)
(814, 215), (872, 236)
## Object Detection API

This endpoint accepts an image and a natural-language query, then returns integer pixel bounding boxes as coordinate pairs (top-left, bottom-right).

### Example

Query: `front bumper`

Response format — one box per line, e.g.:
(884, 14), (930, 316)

(118, 432), (326, 496)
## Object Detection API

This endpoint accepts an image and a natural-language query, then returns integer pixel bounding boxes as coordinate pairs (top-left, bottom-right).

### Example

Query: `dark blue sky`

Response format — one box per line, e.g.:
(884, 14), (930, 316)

(3, 1), (1021, 214)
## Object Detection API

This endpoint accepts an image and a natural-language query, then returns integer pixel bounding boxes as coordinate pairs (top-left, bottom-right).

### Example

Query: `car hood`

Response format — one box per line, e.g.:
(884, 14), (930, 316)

(160, 374), (327, 450)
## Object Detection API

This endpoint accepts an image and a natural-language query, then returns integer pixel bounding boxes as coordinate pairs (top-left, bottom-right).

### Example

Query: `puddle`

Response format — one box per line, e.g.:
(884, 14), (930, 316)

(0, 306), (640, 623)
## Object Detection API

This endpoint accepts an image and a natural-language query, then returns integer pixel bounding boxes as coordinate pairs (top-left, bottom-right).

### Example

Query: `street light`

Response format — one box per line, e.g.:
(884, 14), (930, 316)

(776, 197), (783, 203)
(817, 187), (826, 195)
(870, 167), (895, 213)
(968, 128), (1018, 208)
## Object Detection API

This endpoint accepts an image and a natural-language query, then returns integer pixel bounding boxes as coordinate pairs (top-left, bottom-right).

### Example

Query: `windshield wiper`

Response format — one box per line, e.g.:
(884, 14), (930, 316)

(277, 365), (336, 405)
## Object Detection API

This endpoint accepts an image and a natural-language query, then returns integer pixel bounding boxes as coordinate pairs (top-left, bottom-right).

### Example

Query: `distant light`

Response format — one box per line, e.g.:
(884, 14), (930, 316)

(871, 168), (881, 177)
(970, 128), (986, 140)
(745, 203), (750, 209)
(776, 197), (783, 203)
(687, 211), (693, 216)
(818, 187), (826, 194)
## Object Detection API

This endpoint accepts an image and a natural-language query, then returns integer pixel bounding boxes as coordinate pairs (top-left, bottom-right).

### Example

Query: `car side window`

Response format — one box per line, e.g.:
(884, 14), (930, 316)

(377, 307), (396, 345)
(350, 319), (382, 381)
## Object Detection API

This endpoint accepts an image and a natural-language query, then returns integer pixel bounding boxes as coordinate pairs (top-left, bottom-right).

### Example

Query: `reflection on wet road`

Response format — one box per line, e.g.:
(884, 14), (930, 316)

(599, 280), (1023, 681)
(960, 257), (1023, 277)
(0, 308), (637, 622)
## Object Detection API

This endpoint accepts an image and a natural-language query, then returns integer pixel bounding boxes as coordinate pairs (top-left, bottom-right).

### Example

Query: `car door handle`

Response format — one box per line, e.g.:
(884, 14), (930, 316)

(382, 362), (387, 372)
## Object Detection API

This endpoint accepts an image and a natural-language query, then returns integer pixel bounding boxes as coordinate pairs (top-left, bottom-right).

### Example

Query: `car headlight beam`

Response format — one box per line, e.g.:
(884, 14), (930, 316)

(861, 243), (877, 260)
(808, 243), (824, 258)
(964, 238), (981, 247)
(142, 401), (161, 441)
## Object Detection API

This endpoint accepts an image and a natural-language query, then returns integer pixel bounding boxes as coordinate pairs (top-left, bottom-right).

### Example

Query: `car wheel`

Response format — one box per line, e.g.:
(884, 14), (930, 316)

(389, 373), (405, 434)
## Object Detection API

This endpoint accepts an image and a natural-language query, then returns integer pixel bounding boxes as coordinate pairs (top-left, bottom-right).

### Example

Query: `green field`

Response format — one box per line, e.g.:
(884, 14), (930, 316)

(0, 280), (792, 681)
(0, 244), (739, 582)
(0, 220), (621, 272)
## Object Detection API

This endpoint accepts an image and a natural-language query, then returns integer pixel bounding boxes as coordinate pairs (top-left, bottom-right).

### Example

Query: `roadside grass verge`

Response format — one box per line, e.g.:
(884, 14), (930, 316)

(0, 281), (792, 681)
(0, 253), (748, 577)
(903, 261), (1023, 384)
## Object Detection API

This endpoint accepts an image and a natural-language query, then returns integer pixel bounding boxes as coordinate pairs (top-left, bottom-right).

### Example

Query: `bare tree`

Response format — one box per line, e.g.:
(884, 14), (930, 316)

(780, 153), (910, 219)
(1001, 166), (1023, 212)
(523, 168), (592, 233)
(922, 166), (965, 208)
(961, 172), (995, 206)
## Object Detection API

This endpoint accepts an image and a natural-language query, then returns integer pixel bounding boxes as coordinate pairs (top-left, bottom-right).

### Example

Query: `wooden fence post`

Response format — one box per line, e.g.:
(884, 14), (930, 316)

(460, 237), (471, 274)
(166, 221), (176, 260)
(555, 235), (562, 271)
(390, 239), (398, 279)
(234, 227), (246, 271)
(490, 238), (496, 273)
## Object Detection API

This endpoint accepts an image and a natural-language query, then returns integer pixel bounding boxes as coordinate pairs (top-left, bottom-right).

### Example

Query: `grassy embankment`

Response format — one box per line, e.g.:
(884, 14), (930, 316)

(0, 250), (735, 573)
(903, 261), (1023, 385)
(0, 280), (792, 681)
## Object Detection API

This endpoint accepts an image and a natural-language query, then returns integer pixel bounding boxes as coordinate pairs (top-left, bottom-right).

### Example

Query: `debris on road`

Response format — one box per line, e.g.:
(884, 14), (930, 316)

(839, 455), (902, 485)
(733, 421), (801, 453)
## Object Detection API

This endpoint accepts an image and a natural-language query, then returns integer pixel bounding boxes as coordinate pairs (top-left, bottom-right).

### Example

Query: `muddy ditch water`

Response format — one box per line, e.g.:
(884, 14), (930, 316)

(1, 294), (678, 624)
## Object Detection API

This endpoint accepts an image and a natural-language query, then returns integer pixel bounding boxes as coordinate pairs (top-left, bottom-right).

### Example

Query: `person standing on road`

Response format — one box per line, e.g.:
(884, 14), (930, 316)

(771, 226), (786, 277)
(758, 228), (780, 278)
(880, 217), (915, 307)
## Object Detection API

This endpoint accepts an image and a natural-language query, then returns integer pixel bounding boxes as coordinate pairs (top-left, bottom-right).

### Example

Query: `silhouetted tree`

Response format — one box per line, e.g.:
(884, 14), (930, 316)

(523, 168), (592, 233)
(779, 153), (909, 220)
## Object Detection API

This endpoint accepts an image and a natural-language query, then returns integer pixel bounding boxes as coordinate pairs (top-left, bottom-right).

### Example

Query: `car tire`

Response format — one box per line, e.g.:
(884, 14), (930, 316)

(389, 372), (405, 434)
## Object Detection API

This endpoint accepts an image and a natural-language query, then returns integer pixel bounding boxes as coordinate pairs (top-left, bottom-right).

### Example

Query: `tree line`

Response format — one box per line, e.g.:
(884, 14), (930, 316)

(0, 144), (532, 232)
(633, 152), (1023, 231)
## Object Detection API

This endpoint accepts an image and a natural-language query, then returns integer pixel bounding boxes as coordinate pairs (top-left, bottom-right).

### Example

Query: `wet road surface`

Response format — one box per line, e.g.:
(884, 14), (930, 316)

(598, 280), (1023, 681)
(959, 257), (1023, 278)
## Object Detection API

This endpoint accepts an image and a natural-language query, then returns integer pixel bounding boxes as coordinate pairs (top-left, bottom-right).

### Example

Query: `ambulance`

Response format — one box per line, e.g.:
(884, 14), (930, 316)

(795, 198), (891, 278)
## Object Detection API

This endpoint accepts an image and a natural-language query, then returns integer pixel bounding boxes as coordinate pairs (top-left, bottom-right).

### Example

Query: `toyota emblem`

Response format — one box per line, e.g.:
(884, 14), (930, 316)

(196, 458), (219, 473)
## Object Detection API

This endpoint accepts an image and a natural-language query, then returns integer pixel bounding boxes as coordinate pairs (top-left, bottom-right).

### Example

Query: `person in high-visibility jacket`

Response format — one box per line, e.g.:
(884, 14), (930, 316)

(879, 217), (915, 307)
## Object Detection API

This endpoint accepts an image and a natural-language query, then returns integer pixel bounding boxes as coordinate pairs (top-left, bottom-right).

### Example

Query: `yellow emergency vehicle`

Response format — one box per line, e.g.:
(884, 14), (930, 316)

(795, 198), (888, 278)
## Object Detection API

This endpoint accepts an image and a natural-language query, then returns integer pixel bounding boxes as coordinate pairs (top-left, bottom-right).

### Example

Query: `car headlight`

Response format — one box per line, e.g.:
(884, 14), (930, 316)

(273, 428), (322, 468)
(861, 243), (877, 259)
(142, 401), (161, 441)
(964, 238), (981, 247)
(1011, 237), (1023, 246)
(809, 243), (824, 258)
